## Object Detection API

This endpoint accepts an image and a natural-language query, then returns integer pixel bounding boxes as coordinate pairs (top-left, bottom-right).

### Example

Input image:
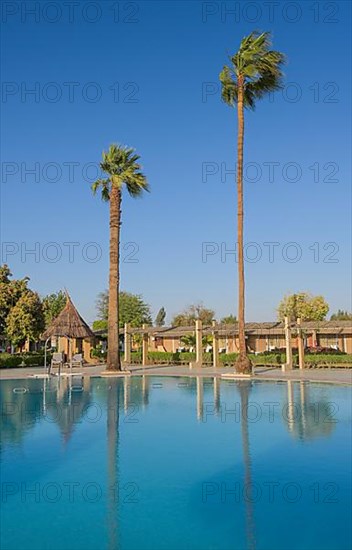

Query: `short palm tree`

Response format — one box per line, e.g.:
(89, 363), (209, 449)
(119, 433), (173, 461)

(181, 333), (212, 350)
(92, 144), (149, 370)
(219, 31), (285, 374)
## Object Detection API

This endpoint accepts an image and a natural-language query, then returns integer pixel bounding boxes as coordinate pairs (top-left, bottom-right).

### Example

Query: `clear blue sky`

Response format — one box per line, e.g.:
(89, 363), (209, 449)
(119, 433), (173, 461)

(1, 0), (351, 325)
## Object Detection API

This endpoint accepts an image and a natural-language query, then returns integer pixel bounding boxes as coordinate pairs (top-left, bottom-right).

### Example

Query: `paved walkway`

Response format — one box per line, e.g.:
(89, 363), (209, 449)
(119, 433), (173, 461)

(1, 364), (351, 385)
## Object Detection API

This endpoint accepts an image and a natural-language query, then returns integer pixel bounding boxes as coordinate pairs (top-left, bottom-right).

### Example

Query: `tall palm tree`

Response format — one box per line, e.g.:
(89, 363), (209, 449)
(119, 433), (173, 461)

(93, 145), (149, 370)
(219, 31), (285, 374)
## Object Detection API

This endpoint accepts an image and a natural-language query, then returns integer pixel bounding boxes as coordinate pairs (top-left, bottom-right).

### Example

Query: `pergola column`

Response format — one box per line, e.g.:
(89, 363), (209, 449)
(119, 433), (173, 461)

(190, 320), (203, 369)
(312, 329), (318, 348)
(124, 375), (130, 411)
(283, 316), (293, 371)
(142, 375), (149, 408)
(213, 377), (220, 414)
(212, 320), (220, 368)
(196, 376), (204, 420)
(297, 317), (305, 370)
(123, 323), (131, 365)
(286, 380), (294, 432)
(142, 324), (149, 367)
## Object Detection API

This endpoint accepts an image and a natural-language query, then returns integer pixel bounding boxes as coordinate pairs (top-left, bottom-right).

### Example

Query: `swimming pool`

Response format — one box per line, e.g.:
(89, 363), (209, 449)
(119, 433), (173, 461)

(1, 376), (351, 550)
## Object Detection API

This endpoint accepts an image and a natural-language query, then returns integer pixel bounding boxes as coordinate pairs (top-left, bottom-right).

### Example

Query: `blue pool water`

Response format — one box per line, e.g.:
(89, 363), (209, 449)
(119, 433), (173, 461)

(0, 376), (351, 550)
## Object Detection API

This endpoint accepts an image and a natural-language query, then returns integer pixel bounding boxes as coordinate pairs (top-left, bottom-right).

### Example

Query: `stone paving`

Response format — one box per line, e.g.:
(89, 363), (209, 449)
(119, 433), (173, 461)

(1, 363), (351, 385)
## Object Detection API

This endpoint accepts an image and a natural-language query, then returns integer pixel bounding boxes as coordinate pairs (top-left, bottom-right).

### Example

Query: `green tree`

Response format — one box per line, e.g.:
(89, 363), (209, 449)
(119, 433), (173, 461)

(92, 319), (108, 332)
(330, 310), (352, 321)
(155, 307), (166, 326)
(94, 290), (152, 329)
(220, 314), (237, 324)
(0, 264), (11, 284)
(120, 292), (152, 327)
(92, 144), (149, 370)
(95, 290), (109, 320)
(172, 303), (215, 326)
(220, 31), (285, 374)
(278, 292), (329, 321)
(0, 265), (13, 334)
(6, 290), (45, 348)
(42, 290), (66, 327)
(0, 265), (30, 334)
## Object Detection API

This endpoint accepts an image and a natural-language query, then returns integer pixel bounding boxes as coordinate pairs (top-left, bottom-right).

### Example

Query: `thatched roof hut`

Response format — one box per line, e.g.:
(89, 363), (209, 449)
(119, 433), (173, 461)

(42, 294), (94, 340)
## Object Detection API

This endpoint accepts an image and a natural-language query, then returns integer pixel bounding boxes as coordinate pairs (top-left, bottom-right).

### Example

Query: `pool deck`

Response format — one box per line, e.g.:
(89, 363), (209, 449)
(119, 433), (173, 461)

(1, 364), (351, 385)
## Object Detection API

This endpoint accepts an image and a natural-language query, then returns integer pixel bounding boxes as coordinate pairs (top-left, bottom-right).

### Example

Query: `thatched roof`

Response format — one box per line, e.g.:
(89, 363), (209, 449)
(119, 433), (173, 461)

(42, 294), (94, 339)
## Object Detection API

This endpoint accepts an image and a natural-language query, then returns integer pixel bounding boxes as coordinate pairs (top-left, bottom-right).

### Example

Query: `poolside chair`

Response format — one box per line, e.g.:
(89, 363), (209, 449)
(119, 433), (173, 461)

(71, 353), (83, 368)
(50, 352), (64, 373)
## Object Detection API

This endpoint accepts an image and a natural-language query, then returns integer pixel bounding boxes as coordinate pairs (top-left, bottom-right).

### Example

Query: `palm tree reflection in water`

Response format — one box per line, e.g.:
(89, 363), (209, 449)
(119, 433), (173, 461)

(0, 376), (339, 550)
(196, 378), (256, 549)
(237, 381), (256, 550)
(107, 379), (122, 550)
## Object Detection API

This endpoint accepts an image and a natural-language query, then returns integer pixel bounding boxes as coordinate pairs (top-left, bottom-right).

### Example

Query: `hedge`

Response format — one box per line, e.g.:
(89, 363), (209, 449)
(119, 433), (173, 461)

(304, 354), (352, 366)
(1, 350), (350, 369)
(131, 351), (202, 364)
(0, 353), (52, 368)
(130, 351), (281, 366)
(129, 351), (352, 367)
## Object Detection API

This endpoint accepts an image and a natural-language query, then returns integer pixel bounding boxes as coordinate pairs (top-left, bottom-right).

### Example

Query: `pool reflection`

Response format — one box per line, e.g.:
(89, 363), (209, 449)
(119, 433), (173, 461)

(0, 376), (347, 550)
(0, 376), (337, 450)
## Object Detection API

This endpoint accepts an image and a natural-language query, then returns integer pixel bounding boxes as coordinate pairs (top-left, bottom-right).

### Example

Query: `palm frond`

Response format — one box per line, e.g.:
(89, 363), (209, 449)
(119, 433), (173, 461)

(220, 31), (286, 109)
(92, 179), (109, 195)
(91, 178), (110, 198)
(126, 172), (149, 197)
(219, 66), (238, 106)
(95, 144), (149, 199)
(101, 184), (110, 202)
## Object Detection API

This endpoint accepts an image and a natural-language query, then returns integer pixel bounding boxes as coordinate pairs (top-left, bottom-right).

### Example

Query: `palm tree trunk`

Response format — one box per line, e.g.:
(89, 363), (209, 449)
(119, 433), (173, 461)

(236, 77), (251, 374)
(107, 186), (121, 370)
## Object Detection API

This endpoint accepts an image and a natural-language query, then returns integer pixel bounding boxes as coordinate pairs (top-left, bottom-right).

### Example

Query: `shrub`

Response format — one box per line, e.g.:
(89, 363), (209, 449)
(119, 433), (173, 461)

(0, 354), (22, 368)
(0, 353), (51, 368)
(305, 347), (346, 355)
(304, 354), (352, 366)
(259, 348), (299, 356)
(91, 346), (107, 361)
(147, 351), (174, 363)
(219, 353), (238, 365)
(130, 351), (211, 365)
(121, 350), (352, 368)
(250, 353), (283, 366)
(23, 354), (49, 366)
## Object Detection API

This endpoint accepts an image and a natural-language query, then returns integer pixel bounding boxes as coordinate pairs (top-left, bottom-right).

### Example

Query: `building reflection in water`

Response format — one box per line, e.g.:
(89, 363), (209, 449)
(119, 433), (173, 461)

(1, 374), (338, 550)
(1, 375), (337, 449)
(285, 380), (336, 440)
(0, 376), (92, 447)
